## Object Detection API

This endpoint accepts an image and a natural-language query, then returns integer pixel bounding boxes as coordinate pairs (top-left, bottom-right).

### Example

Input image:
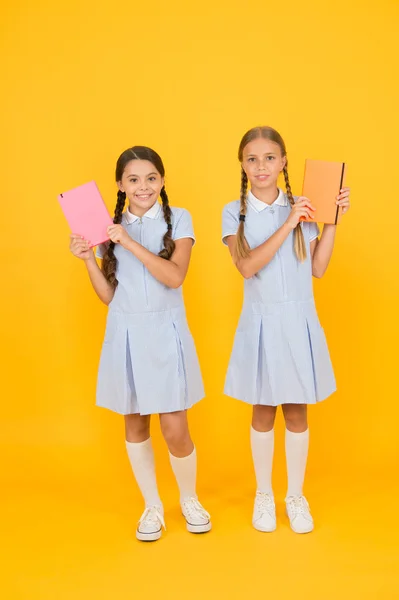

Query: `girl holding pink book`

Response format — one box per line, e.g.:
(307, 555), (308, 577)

(69, 146), (211, 542)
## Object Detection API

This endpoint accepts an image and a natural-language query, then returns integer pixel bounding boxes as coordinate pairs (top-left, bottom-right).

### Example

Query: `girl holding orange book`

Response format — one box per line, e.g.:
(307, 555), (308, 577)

(222, 126), (350, 533)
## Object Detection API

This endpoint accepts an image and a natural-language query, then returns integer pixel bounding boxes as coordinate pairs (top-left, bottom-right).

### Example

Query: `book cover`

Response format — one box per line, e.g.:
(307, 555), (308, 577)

(58, 181), (113, 248)
(301, 159), (347, 224)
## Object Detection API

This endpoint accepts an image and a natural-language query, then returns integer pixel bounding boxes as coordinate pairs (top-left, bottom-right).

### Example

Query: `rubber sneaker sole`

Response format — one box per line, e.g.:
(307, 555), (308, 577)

(185, 520), (212, 534)
(136, 528), (162, 541)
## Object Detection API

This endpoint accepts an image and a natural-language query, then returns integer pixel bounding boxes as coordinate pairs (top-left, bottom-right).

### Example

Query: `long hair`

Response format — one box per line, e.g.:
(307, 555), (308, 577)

(236, 126), (306, 262)
(102, 146), (175, 288)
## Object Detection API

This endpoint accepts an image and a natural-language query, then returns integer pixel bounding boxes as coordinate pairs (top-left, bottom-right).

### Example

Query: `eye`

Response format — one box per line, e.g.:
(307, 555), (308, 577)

(267, 156), (275, 161)
(149, 176), (157, 181)
(129, 178), (138, 183)
(248, 157), (256, 162)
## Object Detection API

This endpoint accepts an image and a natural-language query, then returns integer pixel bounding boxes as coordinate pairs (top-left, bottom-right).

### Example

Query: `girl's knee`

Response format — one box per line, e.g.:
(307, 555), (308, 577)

(282, 405), (308, 432)
(162, 424), (190, 450)
(252, 405), (277, 431)
(160, 413), (192, 455)
(124, 414), (150, 442)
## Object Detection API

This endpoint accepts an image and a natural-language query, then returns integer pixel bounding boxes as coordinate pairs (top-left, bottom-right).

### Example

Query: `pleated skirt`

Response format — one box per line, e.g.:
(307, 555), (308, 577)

(96, 306), (204, 415)
(224, 300), (336, 406)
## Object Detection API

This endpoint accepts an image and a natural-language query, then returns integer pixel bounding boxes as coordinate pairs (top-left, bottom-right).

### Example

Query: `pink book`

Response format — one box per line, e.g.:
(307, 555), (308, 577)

(58, 181), (113, 248)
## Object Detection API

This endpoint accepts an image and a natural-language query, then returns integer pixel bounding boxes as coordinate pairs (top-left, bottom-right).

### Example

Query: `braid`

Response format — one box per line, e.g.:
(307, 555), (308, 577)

(236, 168), (250, 259)
(102, 190), (126, 288)
(159, 187), (175, 260)
(283, 165), (306, 262)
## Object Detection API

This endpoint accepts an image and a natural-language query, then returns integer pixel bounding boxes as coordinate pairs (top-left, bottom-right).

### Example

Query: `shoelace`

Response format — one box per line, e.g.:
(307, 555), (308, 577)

(287, 496), (308, 516)
(256, 493), (275, 514)
(182, 497), (210, 521)
(139, 506), (166, 530)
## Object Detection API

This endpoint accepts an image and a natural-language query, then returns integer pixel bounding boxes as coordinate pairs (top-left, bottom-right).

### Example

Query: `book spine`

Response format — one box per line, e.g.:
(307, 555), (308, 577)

(335, 163), (345, 225)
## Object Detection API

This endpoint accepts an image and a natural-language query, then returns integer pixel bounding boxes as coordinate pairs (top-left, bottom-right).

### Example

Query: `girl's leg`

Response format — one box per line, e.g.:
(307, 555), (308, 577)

(251, 405), (277, 532)
(281, 404), (309, 497)
(124, 414), (164, 541)
(159, 410), (195, 500)
(282, 404), (313, 534)
(251, 405), (277, 494)
(160, 410), (211, 533)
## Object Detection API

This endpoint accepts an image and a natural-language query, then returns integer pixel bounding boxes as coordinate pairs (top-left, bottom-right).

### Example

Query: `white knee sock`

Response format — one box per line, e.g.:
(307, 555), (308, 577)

(250, 426), (274, 495)
(169, 447), (197, 503)
(285, 428), (309, 498)
(125, 439), (162, 509)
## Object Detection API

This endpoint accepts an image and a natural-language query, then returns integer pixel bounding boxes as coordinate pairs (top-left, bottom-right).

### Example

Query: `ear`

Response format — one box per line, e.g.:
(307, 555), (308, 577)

(117, 181), (125, 193)
(281, 156), (287, 171)
(161, 176), (165, 189)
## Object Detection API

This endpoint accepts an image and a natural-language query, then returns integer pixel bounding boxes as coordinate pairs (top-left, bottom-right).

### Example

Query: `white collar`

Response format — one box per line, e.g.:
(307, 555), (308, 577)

(248, 188), (288, 212)
(124, 201), (161, 224)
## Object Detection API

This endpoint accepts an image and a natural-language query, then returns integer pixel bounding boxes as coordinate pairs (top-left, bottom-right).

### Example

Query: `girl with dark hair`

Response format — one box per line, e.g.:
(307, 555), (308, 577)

(222, 127), (350, 534)
(70, 146), (211, 541)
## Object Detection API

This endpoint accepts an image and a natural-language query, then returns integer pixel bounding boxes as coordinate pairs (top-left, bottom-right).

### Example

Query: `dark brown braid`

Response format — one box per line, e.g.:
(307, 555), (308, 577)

(236, 168), (249, 258)
(102, 190), (126, 288)
(159, 187), (175, 259)
(283, 165), (306, 262)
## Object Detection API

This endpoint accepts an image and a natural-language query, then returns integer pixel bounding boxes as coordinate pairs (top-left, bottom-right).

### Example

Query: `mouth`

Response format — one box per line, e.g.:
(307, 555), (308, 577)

(135, 193), (153, 200)
(256, 175), (270, 181)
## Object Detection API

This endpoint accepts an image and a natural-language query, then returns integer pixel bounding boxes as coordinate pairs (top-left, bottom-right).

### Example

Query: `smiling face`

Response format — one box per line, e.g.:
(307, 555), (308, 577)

(241, 137), (286, 194)
(118, 159), (164, 215)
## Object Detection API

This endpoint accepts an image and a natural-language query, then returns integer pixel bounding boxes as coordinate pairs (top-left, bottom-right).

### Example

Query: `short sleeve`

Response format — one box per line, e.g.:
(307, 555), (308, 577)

(308, 221), (320, 242)
(172, 209), (196, 245)
(222, 203), (239, 245)
(95, 243), (107, 259)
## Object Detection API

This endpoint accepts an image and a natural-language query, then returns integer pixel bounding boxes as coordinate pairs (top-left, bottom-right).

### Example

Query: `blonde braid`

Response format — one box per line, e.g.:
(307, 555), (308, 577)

(236, 168), (250, 258)
(283, 165), (306, 262)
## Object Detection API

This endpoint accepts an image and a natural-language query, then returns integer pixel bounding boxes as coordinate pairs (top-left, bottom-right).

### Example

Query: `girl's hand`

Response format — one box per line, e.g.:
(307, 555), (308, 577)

(286, 197), (316, 229)
(336, 187), (351, 215)
(107, 224), (131, 248)
(69, 235), (94, 261)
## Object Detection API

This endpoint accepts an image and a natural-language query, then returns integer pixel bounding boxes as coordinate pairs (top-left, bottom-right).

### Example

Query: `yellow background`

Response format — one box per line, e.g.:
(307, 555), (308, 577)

(1, 0), (398, 598)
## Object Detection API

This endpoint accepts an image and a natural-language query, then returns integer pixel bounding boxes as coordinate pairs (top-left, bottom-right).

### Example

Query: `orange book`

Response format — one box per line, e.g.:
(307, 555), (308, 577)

(301, 159), (347, 224)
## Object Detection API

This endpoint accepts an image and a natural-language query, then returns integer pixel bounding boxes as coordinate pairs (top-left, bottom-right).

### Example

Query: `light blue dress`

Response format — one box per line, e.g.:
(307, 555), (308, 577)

(222, 189), (336, 406)
(95, 203), (204, 416)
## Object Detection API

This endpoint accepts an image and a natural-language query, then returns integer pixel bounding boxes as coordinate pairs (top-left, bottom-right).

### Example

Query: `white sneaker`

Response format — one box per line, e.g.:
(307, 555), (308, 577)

(136, 506), (166, 542)
(181, 497), (212, 533)
(252, 492), (277, 532)
(285, 496), (314, 534)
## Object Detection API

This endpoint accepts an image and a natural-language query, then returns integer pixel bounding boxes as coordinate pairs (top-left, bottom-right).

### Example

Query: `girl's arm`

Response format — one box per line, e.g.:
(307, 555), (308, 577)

(310, 225), (336, 278)
(310, 187), (351, 278)
(70, 235), (115, 305)
(226, 222), (292, 279)
(225, 198), (315, 279)
(108, 225), (193, 289)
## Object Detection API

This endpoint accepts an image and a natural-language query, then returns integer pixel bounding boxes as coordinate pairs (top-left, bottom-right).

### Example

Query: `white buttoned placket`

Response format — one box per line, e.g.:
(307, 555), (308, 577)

(248, 190), (288, 301)
(137, 217), (148, 306)
(268, 205), (287, 300)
